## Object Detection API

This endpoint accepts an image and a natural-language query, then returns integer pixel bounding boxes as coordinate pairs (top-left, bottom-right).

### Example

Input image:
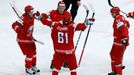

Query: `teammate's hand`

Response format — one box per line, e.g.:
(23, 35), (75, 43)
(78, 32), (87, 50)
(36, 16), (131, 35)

(34, 11), (43, 20)
(121, 38), (128, 46)
(35, 11), (40, 16)
(85, 18), (95, 25)
(127, 12), (134, 18)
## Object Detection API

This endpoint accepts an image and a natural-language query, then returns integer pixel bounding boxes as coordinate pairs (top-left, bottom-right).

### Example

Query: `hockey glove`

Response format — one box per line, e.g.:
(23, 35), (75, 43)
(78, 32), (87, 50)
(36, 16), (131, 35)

(121, 38), (128, 46)
(34, 11), (43, 20)
(127, 12), (134, 18)
(85, 18), (95, 25)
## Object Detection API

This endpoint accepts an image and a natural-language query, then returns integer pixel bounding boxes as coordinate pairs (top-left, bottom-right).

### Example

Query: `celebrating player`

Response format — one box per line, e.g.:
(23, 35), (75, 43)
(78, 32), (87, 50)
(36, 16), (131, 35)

(39, 8), (95, 75)
(108, 7), (130, 75)
(12, 5), (40, 75)
(43, 1), (73, 69)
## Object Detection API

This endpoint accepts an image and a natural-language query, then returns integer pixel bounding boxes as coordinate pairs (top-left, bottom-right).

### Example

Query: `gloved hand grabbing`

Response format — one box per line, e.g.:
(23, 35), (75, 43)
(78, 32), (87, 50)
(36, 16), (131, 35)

(85, 18), (95, 25)
(34, 11), (43, 20)
(34, 11), (40, 16)
(127, 12), (134, 18)
(121, 38), (128, 46)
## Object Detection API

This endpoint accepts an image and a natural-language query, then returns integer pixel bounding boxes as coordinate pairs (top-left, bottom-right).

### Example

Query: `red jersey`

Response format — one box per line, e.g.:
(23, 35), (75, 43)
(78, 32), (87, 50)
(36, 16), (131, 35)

(40, 10), (71, 27)
(12, 14), (35, 42)
(49, 10), (71, 21)
(113, 15), (130, 45)
(51, 22), (87, 54)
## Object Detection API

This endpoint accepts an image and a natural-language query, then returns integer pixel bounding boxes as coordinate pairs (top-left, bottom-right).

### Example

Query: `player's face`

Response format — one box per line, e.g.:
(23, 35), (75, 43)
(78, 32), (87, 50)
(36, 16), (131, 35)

(58, 6), (65, 14)
(27, 9), (34, 17)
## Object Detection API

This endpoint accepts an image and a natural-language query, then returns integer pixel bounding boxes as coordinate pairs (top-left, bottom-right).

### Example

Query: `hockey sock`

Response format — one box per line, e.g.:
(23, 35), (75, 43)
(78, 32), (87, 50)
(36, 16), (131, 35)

(32, 55), (36, 66)
(115, 64), (122, 74)
(70, 69), (77, 75)
(111, 61), (116, 71)
(52, 68), (59, 75)
(71, 72), (77, 75)
(25, 57), (33, 68)
(52, 70), (58, 75)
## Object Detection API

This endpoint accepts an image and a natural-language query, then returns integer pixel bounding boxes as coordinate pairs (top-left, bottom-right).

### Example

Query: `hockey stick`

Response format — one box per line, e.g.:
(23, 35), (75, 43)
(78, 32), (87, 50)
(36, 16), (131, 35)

(74, 4), (89, 51)
(10, 3), (44, 45)
(78, 3), (95, 67)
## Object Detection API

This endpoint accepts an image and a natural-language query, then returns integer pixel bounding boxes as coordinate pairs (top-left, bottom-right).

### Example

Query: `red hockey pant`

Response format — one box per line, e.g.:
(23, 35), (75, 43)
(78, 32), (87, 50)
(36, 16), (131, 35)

(18, 42), (37, 68)
(52, 52), (77, 75)
(110, 44), (127, 74)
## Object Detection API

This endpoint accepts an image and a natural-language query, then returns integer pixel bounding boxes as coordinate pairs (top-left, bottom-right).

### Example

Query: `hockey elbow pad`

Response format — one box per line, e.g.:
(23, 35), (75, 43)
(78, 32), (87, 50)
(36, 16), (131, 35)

(121, 38), (128, 46)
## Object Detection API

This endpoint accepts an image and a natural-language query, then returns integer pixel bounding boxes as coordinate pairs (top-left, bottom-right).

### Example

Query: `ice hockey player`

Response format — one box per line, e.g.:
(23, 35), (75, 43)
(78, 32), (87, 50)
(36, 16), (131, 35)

(43, 1), (73, 69)
(127, 11), (134, 18)
(63, 0), (81, 21)
(12, 5), (41, 75)
(39, 8), (95, 75)
(108, 7), (130, 75)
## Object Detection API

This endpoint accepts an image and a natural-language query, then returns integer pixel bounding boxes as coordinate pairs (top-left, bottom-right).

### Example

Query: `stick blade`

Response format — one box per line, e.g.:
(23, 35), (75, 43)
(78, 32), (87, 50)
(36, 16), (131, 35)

(83, 4), (89, 11)
(83, 4), (89, 18)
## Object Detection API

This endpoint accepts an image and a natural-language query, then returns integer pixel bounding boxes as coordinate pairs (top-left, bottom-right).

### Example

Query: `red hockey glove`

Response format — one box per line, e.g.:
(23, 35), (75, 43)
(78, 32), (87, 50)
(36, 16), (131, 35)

(121, 38), (128, 46)
(85, 18), (95, 25)
(127, 12), (134, 18)
(35, 11), (40, 16)
(34, 11), (43, 20)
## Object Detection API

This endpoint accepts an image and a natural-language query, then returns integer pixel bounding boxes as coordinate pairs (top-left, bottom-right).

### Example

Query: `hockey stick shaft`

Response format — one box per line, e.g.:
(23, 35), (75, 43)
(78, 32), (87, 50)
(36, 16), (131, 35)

(34, 39), (44, 45)
(83, 13), (95, 49)
(74, 31), (82, 51)
(10, 3), (21, 19)
(74, 4), (89, 51)
(108, 0), (114, 7)
(10, 0), (22, 15)
(10, 3), (44, 45)
(78, 12), (95, 67)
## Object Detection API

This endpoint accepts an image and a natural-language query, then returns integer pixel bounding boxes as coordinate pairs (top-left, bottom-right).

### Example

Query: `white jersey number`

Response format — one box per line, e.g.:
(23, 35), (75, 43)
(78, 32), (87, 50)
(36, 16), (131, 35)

(58, 32), (68, 44)
(27, 26), (34, 37)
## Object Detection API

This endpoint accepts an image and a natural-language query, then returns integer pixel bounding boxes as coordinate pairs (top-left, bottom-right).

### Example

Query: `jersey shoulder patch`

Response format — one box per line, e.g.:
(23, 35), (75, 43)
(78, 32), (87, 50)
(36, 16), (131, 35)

(117, 21), (124, 28)
(116, 15), (125, 28)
